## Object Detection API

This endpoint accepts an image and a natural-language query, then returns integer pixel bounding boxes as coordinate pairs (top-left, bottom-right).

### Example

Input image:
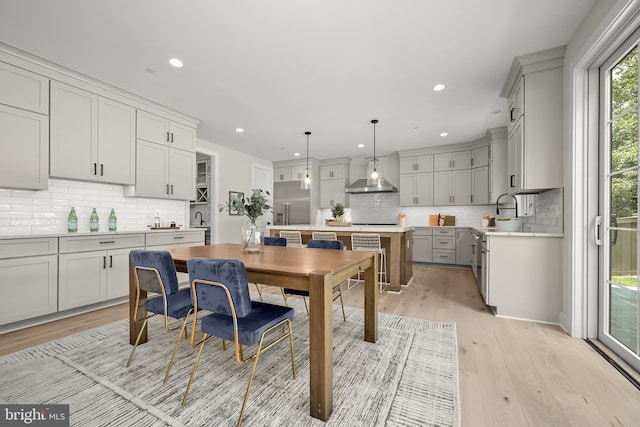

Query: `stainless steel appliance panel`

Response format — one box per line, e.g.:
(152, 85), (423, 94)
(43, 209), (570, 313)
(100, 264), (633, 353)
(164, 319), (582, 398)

(273, 182), (310, 225)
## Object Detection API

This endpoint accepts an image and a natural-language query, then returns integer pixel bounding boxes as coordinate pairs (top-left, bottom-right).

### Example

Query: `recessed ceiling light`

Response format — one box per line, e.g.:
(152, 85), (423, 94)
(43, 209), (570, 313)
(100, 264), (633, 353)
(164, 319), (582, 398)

(169, 58), (183, 68)
(294, 152), (301, 157)
(235, 128), (244, 133)
(440, 132), (448, 137)
(357, 144), (364, 148)
(433, 84), (445, 91)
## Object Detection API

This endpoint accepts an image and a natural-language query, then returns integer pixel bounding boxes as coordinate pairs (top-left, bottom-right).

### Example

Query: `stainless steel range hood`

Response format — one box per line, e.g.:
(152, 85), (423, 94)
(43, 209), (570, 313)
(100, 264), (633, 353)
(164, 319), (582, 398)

(345, 178), (398, 194)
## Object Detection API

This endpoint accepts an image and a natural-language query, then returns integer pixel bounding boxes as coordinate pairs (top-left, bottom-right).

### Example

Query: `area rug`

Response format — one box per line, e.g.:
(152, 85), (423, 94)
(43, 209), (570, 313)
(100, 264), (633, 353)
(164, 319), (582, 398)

(0, 294), (460, 427)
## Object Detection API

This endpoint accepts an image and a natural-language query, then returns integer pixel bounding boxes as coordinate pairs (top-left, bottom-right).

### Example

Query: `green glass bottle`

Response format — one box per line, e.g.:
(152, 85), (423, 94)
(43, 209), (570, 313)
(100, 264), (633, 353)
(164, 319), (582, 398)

(108, 208), (117, 231)
(68, 207), (78, 233)
(90, 208), (99, 232)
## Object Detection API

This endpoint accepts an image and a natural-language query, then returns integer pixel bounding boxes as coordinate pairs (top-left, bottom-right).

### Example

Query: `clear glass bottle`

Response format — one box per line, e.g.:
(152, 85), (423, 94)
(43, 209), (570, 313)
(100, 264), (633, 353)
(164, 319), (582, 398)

(90, 208), (99, 232)
(108, 208), (117, 231)
(68, 207), (78, 233)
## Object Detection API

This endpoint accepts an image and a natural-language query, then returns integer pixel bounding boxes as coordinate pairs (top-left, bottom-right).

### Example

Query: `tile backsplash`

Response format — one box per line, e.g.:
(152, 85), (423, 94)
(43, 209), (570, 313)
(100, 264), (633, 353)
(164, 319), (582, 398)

(0, 179), (188, 235)
(520, 188), (564, 233)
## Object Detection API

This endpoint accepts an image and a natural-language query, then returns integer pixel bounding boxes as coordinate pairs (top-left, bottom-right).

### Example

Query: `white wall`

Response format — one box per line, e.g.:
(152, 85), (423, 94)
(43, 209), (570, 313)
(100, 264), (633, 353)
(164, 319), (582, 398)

(196, 138), (273, 244)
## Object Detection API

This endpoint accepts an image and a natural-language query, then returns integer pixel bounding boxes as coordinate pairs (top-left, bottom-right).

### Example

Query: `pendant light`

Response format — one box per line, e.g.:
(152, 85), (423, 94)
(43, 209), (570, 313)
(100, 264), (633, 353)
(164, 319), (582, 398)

(302, 131), (311, 190)
(369, 119), (380, 185)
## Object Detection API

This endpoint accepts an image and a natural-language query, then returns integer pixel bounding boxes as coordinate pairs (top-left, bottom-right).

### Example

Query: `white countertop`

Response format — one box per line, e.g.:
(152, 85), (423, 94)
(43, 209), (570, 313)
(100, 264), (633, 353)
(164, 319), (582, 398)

(268, 224), (414, 233)
(0, 228), (206, 240)
(471, 227), (563, 238)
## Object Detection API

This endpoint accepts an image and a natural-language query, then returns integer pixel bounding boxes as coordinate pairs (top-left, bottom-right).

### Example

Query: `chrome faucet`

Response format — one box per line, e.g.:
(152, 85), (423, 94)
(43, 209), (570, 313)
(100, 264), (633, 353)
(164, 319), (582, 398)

(194, 211), (204, 225)
(495, 193), (518, 218)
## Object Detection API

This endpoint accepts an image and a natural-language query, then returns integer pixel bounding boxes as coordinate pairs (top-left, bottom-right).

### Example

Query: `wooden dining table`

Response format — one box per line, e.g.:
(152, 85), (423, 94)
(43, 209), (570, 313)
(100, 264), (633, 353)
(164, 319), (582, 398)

(128, 243), (379, 422)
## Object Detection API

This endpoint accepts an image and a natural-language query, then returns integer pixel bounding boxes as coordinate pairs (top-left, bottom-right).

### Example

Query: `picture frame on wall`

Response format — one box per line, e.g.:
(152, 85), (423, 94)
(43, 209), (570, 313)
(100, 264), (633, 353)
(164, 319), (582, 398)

(228, 191), (244, 215)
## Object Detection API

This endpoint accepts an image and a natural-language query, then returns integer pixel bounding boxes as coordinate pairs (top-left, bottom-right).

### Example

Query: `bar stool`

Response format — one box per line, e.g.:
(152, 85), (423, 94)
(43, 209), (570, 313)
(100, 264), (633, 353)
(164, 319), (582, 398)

(349, 233), (388, 293)
(279, 230), (303, 247)
(312, 231), (337, 241)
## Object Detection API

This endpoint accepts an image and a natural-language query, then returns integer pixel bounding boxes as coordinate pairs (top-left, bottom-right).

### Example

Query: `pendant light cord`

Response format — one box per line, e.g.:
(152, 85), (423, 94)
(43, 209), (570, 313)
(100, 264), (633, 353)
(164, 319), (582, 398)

(305, 131), (311, 180)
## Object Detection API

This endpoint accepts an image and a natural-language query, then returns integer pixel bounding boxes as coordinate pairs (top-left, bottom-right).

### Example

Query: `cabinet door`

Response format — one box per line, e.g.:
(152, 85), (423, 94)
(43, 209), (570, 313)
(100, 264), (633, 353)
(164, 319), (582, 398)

(0, 104), (49, 190)
(416, 155), (433, 172)
(135, 140), (170, 198)
(507, 121), (523, 192)
(137, 110), (170, 145)
(50, 81), (98, 181)
(433, 171), (452, 205)
(452, 169), (471, 205)
(59, 251), (106, 310)
(291, 165), (306, 181)
(433, 153), (451, 171)
(274, 167), (291, 182)
(471, 166), (489, 205)
(98, 97), (136, 184)
(471, 146), (489, 168)
(456, 229), (473, 266)
(399, 174), (416, 206)
(0, 255), (57, 325)
(320, 179), (344, 207)
(413, 235), (432, 262)
(170, 121), (196, 151)
(507, 77), (524, 132)
(170, 148), (196, 200)
(415, 172), (433, 205)
(106, 247), (141, 299)
(399, 157), (416, 174)
(0, 61), (49, 114)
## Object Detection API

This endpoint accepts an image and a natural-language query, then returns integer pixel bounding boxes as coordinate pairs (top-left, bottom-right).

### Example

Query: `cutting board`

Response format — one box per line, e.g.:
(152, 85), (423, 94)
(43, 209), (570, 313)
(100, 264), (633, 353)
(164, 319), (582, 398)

(326, 221), (352, 227)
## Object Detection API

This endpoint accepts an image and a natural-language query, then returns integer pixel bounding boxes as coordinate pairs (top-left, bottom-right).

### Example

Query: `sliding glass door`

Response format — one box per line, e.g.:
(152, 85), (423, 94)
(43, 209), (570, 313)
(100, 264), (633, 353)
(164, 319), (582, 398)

(599, 30), (640, 372)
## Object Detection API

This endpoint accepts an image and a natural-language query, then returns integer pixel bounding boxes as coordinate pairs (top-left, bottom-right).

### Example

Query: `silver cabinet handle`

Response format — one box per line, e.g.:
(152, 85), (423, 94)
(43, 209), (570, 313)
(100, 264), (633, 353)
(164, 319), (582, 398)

(173, 236), (184, 239)
(99, 240), (115, 244)
(166, 131), (170, 142)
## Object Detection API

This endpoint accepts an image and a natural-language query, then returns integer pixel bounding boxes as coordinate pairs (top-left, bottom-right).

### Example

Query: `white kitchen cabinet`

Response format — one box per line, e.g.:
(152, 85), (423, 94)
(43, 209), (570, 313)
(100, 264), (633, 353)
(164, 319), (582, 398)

(0, 104), (49, 190)
(320, 164), (346, 180)
(488, 128), (508, 203)
(412, 228), (432, 263)
(433, 169), (471, 205)
(319, 158), (350, 208)
(432, 228), (456, 264)
(125, 140), (195, 200)
(274, 166), (292, 182)
(58, 234), (144, 311)
(486, 235), (561, 323)
(291, 164), (308, 181)
(434, 151), (471, 171)
(399, 154), (433, 174)
(193, 158), (210, 204)
(320, 179), (345, 208)
(471, 146), (489, 168)
(146, 230), (205, 284)
(50, 81), (136, 184)
(137, 109), (196, 152)
(471, 166), (489, 205)
(455, 228), (474, 266)
(0, 61), (49, 114)
(502, 47), (563, 193)
(0, 237), (58, 326)
(274, 163), (310, 182)
(400, 172), (433, 206)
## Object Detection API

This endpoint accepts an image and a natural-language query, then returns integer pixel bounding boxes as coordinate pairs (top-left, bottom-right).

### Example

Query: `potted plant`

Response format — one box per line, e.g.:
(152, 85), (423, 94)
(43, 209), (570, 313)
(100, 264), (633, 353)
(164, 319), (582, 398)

(331, 203), (345, 222)
(219, 189), (271, 253)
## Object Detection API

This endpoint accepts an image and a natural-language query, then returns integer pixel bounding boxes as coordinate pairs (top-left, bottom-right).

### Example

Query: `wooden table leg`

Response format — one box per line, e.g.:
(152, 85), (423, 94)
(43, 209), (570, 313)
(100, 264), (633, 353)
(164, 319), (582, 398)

(364, 253), (378, 343)
(129, 258), (147, 345)
(308, 270), (333, 421)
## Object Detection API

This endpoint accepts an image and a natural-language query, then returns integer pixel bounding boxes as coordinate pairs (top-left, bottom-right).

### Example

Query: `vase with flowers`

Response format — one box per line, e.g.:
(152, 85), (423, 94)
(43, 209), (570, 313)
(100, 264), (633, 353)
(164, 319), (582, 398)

(220, 189), (271, 253)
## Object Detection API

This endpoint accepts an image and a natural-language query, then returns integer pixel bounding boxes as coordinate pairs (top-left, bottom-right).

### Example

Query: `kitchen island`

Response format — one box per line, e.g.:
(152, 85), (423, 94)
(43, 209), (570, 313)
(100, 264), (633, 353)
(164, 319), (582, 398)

(268, 225), (413, 292)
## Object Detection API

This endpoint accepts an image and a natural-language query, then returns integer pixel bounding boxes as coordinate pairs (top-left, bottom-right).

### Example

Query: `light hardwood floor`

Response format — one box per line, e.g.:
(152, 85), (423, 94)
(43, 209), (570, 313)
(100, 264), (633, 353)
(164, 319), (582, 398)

(2, 264), (639, 426)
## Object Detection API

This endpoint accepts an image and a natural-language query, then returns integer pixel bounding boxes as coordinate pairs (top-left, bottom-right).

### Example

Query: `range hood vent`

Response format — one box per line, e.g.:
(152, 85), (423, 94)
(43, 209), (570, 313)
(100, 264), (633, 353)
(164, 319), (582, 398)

(345, 178), (398, 194)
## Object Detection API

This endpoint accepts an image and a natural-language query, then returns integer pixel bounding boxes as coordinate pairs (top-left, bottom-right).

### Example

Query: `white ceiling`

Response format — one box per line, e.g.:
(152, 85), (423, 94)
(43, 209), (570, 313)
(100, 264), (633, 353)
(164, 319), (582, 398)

(0, 0), (595, 162)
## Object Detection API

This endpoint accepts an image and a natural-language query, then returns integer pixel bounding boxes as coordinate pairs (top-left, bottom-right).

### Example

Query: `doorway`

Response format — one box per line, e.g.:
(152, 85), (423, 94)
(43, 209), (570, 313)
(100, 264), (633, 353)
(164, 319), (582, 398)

(597, 30), (640, 372)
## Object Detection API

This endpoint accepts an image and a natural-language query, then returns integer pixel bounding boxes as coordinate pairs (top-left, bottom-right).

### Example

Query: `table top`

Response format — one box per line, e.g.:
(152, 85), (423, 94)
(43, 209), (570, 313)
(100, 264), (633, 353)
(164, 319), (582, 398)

(167, 243), (374, 279)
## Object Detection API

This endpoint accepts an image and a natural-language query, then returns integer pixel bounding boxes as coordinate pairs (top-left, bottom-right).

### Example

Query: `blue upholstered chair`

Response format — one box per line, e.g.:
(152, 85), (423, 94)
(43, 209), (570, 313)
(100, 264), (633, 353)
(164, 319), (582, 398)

(181, 258), (296, 425)
(126, 250), (193, 384)
(253, 237), (288, 300)
(283, 239), (347, 321)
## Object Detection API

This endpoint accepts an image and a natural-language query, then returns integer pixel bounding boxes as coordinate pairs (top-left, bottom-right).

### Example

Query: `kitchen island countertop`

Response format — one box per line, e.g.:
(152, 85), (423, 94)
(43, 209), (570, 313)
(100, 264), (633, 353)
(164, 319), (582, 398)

(268, 224), (414, 233)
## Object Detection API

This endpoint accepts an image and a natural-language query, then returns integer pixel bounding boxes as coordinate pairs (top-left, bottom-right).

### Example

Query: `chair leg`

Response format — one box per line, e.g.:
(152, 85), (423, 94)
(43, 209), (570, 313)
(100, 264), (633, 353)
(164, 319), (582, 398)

(281, 288), (289, 306)
(125, 318), (148, 367)
(302, 296), (309, 315)
(254, 283), (263, 301)
(164, 311), (192, 384)
(181, 334), (209, 406)
(286, 320), (297, 379)
(238, 340), (264, 426)
(337, 288), (346, 321)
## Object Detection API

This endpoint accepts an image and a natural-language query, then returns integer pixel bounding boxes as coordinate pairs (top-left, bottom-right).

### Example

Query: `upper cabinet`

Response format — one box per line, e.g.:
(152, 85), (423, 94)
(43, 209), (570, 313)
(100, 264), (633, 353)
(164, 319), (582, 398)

(137, 110), (196, 152)
(434, 151), (471, 171)
(399, 154), (433, 206)
(399, 155), (433, 174)
(501, 46), (564, 193)
(319, 158), (350, 208)
(0, 61), (49, 190)
(50, 82), (136, 185)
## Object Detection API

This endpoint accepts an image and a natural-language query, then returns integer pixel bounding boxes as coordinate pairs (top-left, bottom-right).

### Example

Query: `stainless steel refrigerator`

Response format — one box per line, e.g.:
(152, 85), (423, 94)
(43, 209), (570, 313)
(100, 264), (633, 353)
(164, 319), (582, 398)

(273, 182), (310, 225)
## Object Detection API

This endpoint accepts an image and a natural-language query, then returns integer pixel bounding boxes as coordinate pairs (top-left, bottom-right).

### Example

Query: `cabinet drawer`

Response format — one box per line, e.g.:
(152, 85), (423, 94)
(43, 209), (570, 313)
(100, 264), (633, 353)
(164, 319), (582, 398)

(145, 230), (204, 247)
(432, 249), (456, 264)
(413, 227), (433, 237)
(433, 236), (456, 249)
(433, 228), (456, 237)
(0, 237), (58, 259)
(59, 234), (145, 253)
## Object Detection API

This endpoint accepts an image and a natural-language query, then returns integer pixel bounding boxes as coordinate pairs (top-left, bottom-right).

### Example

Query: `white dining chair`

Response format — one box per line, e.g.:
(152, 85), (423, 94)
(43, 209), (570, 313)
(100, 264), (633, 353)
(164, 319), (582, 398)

(349, 233), (388, 293)
(279, 230), (304, 247)
(312, 231), (337, 241)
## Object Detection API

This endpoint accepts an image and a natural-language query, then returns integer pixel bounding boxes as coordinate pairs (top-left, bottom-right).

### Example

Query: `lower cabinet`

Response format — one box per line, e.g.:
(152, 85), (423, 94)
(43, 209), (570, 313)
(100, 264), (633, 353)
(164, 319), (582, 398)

(58, 234), (145, 311)
(145, 230), (205, 284)
(455, 228), (474, 266)
(0, 237), (58, 325)
(432, 228), (456, 264)
(413, 228), (432, 262)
